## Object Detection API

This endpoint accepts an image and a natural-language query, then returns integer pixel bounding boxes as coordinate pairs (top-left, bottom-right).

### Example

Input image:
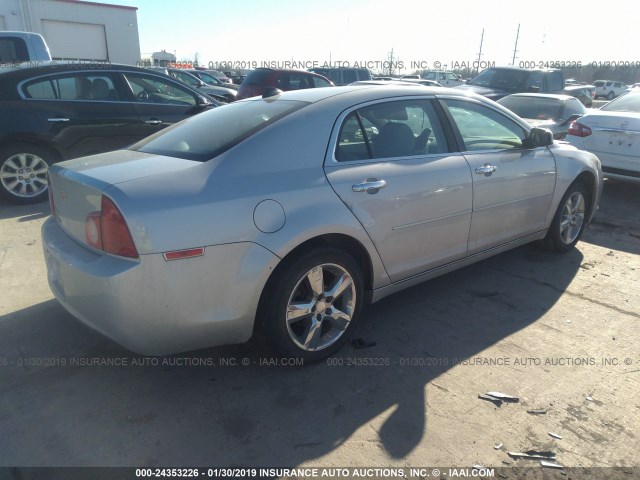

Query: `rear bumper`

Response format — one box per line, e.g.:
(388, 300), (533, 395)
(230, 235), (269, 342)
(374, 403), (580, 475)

(42, 217), (280, 355)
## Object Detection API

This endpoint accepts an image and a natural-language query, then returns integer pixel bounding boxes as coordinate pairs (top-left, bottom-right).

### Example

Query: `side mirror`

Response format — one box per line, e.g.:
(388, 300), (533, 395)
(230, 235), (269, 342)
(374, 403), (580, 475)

(196, 96), (212, 106)
(524, 127), (553, 148)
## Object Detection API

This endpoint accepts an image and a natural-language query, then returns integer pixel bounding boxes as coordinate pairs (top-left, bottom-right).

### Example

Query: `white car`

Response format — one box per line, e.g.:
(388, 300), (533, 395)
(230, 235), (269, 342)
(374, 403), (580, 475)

(566, 91), (640, 183)
(593, 80), (627, 100)
(423, 71), (464, 87)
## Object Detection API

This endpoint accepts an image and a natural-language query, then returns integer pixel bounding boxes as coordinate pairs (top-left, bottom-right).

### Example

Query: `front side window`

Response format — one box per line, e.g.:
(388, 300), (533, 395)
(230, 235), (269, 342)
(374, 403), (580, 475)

(547, 72), (563, 91)
(335, 99), (448, 162)
(124, 73), (197, 106)
(312, 76), (332, 88)
(22, 73), (119, 101)
(444, 99), (526, 151)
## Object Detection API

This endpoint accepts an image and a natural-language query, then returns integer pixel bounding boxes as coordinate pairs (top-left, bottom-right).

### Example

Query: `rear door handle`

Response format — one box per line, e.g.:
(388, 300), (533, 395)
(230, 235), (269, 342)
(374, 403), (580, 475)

(475, 164), (498, 176)
(144, 119), (162, 125)
(48, 118), (70, 122)
(352, 179), (387, 193)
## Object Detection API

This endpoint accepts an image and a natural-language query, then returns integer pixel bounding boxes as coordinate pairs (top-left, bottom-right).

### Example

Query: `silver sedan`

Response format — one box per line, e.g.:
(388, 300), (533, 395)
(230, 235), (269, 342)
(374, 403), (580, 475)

(42, 85), (603, 362)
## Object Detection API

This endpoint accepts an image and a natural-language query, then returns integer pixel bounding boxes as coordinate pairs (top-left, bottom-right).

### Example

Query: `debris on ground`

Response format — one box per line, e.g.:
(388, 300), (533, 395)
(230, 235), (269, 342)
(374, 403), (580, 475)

(351, 338), (376, 349)
(494, 443), (503, 450)
(527, 408), (547, 415)
(508, 450), (556, 460)
(540, 460), (564, 469)
(486, 391), (520, 403)
(548, 432), (562, 439)
(478, 394), (502, 407)
(586, 395), (594, 402)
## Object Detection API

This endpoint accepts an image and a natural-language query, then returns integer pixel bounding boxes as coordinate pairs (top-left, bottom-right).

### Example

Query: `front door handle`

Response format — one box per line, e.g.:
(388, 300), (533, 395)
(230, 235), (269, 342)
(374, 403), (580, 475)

(352, 179), (387, 193)
(144, 119), (162, 125)
(48, 117), (70, 122)
(475, 164), (498, 176)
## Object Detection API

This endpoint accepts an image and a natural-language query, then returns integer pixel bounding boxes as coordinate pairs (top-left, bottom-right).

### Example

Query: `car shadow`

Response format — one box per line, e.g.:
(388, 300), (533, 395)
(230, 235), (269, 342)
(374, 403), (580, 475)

(583, 179), (640, 255)
(0, 244), (583, 468)
(0, 199), (50, 221)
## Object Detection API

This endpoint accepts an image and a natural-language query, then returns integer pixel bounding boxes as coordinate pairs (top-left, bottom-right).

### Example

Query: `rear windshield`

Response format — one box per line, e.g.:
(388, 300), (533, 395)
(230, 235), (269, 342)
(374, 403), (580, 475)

(469, 68), (530, 91)
(243, 69), (271, 85)
(131, 99), (308, 161)
(0, 37), (29, 63)
(498, 96), (564, 120)
(601, 93), (640, 113)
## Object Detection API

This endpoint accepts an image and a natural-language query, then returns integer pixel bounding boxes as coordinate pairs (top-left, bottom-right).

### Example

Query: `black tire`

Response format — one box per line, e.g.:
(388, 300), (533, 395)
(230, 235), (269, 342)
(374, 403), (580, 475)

(0, 143), (56, 204)
(261, 248), (365, 363)
(542, 182), (589, 253)
(607, 91), (615, 100)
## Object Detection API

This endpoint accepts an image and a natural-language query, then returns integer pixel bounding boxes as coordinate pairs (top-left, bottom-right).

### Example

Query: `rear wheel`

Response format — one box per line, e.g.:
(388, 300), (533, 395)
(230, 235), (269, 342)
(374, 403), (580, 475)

(0, 143), (55, 204)
(543, 182), (589, 253)
(607, 91), (615, 100)
(261, 248), (365, 362)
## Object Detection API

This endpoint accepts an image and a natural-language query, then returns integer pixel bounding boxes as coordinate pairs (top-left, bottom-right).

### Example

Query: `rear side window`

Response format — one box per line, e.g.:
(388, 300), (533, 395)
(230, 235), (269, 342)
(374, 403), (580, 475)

(22, 74), (120, 101)
(132, 99), (308, 161)
(335, 100), (448, 162)
(0, 37), (29, 63)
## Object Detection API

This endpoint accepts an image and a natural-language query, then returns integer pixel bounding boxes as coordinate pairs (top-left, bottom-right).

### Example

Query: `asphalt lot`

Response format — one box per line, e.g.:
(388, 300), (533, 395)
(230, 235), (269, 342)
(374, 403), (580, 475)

(0, 178), (639, 474)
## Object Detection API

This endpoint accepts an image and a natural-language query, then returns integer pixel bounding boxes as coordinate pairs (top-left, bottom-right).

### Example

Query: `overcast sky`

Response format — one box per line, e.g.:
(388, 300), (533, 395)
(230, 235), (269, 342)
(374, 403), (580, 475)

(118, 0), (640, 73)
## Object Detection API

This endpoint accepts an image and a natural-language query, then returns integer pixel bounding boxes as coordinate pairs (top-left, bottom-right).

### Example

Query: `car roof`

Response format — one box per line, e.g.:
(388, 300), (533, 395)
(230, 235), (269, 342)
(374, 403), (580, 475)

(500, 93), (575, 101)
(239, 84), (474, 107)
(0, 61), (166, 78)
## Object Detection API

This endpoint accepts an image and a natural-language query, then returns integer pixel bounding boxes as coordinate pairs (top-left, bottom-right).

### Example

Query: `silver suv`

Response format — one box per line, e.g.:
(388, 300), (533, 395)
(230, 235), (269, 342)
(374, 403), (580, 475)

(594, 80), (627, 100)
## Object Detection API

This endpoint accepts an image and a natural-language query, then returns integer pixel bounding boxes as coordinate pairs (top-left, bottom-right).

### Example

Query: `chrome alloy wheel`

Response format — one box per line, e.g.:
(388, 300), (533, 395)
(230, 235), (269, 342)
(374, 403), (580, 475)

(285, 263), (357, 352)
(1, 153), (49, 199)
(560, 191), (585, 245)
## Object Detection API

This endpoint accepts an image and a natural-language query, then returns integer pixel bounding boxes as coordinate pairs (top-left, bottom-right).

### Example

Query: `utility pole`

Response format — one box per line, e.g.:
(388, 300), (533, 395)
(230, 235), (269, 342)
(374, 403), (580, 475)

(386, 48), (395, 76)
(476, 28), (484, 75)
(511, 24), (520, 66)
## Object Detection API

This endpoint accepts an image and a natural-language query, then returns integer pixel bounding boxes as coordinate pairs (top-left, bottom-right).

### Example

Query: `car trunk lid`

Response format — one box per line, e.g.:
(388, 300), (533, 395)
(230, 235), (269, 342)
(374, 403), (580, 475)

(49, 149), (200, 249)
(578, 111), (640, 171)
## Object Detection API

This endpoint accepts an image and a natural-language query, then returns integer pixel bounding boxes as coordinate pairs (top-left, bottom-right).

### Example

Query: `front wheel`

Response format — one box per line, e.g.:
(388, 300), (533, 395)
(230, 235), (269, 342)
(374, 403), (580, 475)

(607, 91), (615, 100)
(542, 182), (589, 253)
(261, 248), (365, 362)
(0, 143), (55, 204)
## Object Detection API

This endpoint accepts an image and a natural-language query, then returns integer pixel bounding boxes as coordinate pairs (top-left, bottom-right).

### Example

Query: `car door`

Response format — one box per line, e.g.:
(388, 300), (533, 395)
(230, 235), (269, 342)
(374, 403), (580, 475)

(20, 71), (140, 159)
(120, 71), (209, 137)
(440, 97), (556, 255)
(324, 98), (473, 283)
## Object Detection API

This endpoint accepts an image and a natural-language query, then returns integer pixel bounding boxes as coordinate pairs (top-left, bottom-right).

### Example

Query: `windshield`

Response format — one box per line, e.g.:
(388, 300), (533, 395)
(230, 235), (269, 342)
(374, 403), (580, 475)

(469, 68), (530, 91)
(131, 100), (308, 161)
(601, 92), (640, 113)
(498, 96), (564, 121)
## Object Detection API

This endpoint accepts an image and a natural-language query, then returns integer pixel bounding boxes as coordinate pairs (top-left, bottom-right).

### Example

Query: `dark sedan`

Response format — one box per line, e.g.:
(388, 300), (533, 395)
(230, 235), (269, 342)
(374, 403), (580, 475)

(0, 62), (218, 204)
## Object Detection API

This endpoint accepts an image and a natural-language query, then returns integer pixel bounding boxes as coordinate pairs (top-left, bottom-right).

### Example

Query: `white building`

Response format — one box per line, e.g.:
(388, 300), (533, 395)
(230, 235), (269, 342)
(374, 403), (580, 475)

(0, 0), (140, 65)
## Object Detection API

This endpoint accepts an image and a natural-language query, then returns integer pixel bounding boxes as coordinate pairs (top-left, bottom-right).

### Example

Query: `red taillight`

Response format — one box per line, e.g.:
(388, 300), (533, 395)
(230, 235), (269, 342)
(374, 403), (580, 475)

(567, 121), (592, 138)
(48, 176), (55, 215)
(85, 196), (138, 258)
